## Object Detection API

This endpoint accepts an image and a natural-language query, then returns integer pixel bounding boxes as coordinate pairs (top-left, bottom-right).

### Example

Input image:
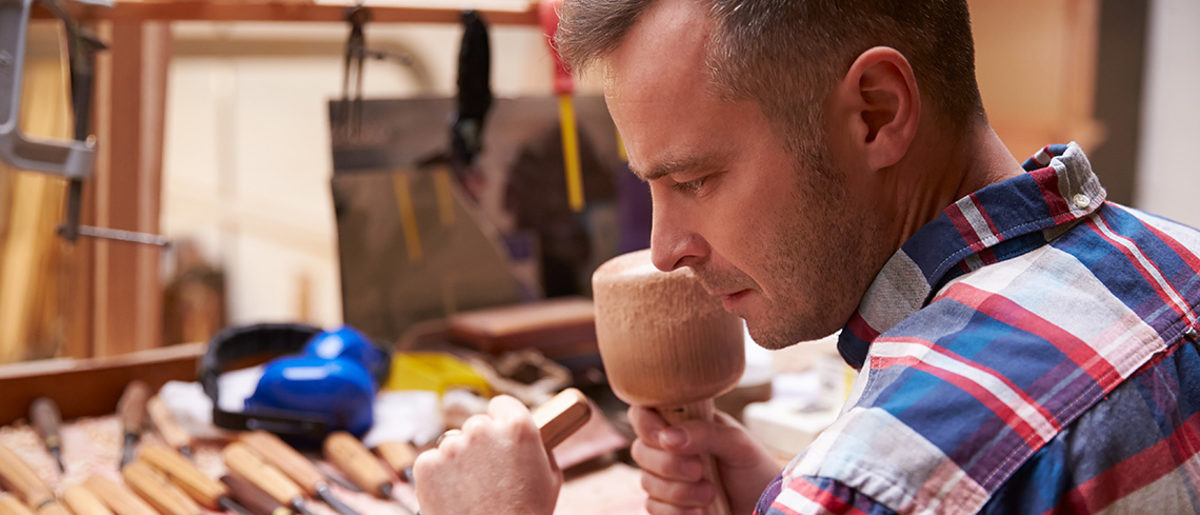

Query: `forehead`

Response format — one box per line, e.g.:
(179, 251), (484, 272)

(602, 0), (732, 172)
(603, 0), (716, 104)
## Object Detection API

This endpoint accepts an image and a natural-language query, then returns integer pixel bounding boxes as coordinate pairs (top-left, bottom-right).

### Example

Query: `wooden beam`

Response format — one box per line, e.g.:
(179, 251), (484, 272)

(0, 343), (204, 425)
(35, 1), (540, 25)
(91, 20), (169, 356)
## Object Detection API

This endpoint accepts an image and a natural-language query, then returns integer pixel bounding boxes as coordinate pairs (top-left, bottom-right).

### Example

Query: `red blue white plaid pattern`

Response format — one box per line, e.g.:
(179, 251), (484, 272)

(756, 143), (1200, 514)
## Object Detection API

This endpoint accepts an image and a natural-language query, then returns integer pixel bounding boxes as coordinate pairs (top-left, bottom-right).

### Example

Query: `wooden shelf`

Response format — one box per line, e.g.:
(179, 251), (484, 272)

(34, 0), (540, 25)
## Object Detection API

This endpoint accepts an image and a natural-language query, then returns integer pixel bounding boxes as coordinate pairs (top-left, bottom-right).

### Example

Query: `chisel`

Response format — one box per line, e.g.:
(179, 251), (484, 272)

(116, 381), (150, 468)
(322, 432), (402, 510)
(239, 431), (360, 515)
(530, 387), (592, 449)
(81, 474), (156, 515)
(0, 443), (72, 515)
(0, 493), (37, 515)
(0, 493), (35, 515)
(373, 441), (416, 480)
(139, 444), (253, 515)
(222, 443), (316, 515)
(29, 398), (64, 473)
(61, 484), (113, 515)
(220, 475), (291, 515)
(121, 462), (201, 515)
(145, 396), (192, 459)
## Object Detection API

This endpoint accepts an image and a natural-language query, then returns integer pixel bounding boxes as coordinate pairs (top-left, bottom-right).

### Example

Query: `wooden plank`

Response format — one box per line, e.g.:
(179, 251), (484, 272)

(0, 30), (71, 364)
(35, 1), (539, 25)
(0, 343), (204, 425)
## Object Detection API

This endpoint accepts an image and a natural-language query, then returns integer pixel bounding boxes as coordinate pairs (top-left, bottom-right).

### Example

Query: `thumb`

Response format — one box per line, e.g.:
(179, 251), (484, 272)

(656, 411), (762, 467)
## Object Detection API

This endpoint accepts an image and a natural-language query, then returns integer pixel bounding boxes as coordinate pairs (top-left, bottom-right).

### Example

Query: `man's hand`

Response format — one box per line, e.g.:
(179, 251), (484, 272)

(413, 395), (561, 515)
(630, 406), (781, 515)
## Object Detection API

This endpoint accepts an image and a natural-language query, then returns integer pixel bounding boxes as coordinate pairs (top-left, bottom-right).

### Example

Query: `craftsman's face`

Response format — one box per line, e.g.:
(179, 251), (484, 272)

(604, 0), (875, 348)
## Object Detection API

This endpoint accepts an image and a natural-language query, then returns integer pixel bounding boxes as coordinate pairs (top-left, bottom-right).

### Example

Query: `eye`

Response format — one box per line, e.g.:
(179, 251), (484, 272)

(671, 176), (707, 195)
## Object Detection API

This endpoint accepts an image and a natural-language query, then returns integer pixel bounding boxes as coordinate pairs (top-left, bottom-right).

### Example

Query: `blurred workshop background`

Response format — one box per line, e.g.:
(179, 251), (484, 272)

(0, 0), (1197, 512)
(0, 0), (1197, 361)
(0, 0), (1195, 463)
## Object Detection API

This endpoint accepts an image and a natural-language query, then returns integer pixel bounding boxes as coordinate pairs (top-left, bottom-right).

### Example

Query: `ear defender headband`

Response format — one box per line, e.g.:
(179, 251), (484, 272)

(200, 323), (391, 445)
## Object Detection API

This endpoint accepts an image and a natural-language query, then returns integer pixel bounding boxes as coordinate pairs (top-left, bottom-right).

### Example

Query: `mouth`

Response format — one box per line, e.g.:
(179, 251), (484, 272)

(716, 289), (751, 310)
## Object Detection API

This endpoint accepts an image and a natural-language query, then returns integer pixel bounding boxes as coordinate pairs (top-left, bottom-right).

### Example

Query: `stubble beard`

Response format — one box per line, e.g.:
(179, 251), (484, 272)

(741, 146), (869, 350)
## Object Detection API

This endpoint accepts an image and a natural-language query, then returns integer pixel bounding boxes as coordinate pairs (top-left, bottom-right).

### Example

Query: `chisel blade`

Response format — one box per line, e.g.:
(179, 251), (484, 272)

(316, 484), (362, 515)
(217, 495), (257, 515)
(50, 448), (64, 473)
(120, 433), (138, 467)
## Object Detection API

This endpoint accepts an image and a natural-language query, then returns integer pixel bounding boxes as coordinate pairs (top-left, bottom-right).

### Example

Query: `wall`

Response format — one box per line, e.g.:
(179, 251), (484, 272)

(161, 20), (565, 331)
(1135, 0), (1200, 226)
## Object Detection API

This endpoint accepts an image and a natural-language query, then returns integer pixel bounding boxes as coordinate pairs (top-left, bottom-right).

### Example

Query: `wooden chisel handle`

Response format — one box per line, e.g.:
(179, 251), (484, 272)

(0, 443), (56, 510)
(323, 432), (391, 497)
(221, 475), (291, 515)
(146, 396), (191, 454)
(62, 484), (114, 515)
(122, 462), (202, 515)
(117, 381), (150, 467)
(0, 495), (32, 515)
(0, 493), (35, 515)
(223, 443), (305, 507)
(139, 444), (225, 510)
(82, 474), (157, 515)
(117, 382), (150, 435)
(531, 388), (592, 449)
(29, 398), (63, 470)
(239, 432), (323, 495)
(373, 441), (417, 476)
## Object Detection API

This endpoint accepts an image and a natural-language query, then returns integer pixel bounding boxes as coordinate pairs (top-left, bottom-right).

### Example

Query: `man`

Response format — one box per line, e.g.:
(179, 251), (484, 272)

(414, 0), (1200, 513)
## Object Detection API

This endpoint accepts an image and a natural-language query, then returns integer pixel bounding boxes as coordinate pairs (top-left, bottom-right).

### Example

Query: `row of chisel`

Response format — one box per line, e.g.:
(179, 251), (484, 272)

(1, 386), (592, 515)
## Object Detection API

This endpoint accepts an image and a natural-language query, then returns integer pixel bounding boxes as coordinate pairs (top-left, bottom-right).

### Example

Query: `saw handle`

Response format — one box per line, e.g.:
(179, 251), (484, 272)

(139, 444), (226, 510)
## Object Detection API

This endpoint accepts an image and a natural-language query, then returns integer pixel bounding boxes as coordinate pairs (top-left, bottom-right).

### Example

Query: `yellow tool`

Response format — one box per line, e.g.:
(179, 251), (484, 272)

(382, 352), (490, 395)
(539, 0), (585, 212)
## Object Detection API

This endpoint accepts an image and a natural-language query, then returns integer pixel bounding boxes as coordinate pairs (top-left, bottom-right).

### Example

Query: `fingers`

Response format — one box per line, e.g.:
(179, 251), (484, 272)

(630, 438), (703, 481)
(645, 498), (707, 515)
(641, 471), (716, 507)
(487, 394), (531, 422)
(629, 406), (669, 448)
(629, 405), (717, 455)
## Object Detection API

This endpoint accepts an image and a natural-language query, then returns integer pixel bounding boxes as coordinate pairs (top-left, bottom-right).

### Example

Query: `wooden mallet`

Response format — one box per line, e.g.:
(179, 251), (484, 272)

(592, 249), (745, 515)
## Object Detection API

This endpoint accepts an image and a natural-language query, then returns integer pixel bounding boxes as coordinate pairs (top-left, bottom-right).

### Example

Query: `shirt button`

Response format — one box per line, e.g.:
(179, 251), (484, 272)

(1073, 193), (1090, 208)
(1186, 326), (1199, 342)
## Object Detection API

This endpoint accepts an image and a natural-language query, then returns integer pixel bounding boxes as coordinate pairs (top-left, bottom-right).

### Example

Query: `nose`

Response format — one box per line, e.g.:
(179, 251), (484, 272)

(649, 193), (709, 272)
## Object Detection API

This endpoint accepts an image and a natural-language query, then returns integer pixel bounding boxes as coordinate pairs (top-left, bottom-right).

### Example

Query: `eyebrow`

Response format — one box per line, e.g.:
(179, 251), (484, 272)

(629, 153), (726, 182)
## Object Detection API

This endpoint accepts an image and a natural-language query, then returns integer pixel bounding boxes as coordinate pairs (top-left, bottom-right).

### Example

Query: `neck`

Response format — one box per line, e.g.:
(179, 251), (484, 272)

(882, 120), (1023, 250)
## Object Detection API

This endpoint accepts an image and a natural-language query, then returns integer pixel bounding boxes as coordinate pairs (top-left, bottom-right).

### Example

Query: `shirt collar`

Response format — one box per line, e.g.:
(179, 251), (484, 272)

(836, 142), (1108, 368)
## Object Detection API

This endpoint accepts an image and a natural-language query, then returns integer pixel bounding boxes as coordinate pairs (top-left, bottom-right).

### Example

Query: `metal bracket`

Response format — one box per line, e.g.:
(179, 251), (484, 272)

(0, 0), (95, 180)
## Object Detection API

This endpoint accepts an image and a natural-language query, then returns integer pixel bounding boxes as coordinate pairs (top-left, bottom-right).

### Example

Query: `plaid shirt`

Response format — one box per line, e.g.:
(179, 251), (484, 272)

(755, 143), (1200, 514)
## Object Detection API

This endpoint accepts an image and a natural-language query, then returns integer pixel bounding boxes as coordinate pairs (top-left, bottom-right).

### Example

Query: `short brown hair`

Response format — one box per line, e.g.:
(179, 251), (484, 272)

(557, 0), (983, 157)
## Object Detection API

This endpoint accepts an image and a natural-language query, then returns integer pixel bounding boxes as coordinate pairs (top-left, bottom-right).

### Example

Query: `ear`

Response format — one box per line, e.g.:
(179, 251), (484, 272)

(832, 46), (920, 172)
